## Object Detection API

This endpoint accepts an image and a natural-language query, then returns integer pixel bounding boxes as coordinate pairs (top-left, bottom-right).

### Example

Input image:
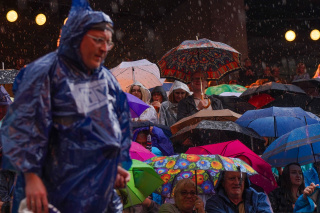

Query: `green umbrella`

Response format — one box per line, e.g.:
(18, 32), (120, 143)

(124, 159), (164, 208)
(205, 84), (247, 96)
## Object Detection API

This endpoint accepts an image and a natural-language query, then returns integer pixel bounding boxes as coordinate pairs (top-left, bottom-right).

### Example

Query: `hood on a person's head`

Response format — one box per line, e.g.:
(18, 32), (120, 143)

(58, 0), (113, 72)
(150, 86), (168, 103)
(168, 80), (191, 102)
(127, 81), (151, 104)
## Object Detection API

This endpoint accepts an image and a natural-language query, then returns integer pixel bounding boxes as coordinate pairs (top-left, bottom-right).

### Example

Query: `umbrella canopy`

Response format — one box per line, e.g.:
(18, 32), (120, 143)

(186, 140), (277, 194)
(211, 94), (256, 114)
(157, 38), (242, 83)
(0, 86), (13, 105)
(262, 93), (311, 110)
(170, 109), (241, 135)
(130, 142), (156, 161)
(124, 159), (164, 208)
(262, 124), (320, 167)
(171, 120), (266, 154)
(306, 97), (320, 116)
(145, 154), (256, 197)
(111, 59), (165, 90)
(248, 93), (275, 109)
(236, 106), (320, 138)
(125, 92), (150, 118)
(131, 120), (172, 139)
(292, 78), (320, 97)
(240, 82), (306, 100)
(0, 69), (19, 84)
(205, 84), (247, 96)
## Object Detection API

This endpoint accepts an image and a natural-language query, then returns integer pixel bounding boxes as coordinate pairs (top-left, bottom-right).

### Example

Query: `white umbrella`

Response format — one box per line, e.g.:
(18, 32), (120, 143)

(111, 59), (165, 90)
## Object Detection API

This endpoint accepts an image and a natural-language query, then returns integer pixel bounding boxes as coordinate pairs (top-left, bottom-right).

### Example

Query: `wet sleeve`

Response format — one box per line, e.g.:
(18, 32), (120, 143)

(257, 192), (274, 212)
(116, 90), (132, 170)
(158, 104), (167, 126)
(1, 62), (53, 176)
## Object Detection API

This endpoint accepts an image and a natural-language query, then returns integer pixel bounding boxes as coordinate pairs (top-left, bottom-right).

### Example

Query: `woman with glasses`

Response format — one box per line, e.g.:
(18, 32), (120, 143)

(268, 163), (306, 212)
(159, 81), (191, 127)
(159, 179), (205, 213)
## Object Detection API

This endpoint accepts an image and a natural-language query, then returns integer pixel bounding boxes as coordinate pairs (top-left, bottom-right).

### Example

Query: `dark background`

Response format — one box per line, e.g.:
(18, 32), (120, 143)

(1, 0), (320, 79)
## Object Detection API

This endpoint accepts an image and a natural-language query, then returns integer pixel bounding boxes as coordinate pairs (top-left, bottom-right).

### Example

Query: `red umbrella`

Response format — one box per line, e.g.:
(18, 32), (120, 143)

(248, 93), (275, 109)
(129, 142), (156, 161)
(186, 140), (277, 194)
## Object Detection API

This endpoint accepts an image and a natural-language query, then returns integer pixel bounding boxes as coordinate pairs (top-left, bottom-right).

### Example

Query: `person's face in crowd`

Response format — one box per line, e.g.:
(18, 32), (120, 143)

(222, 171), (245, 200)
(152, 92), (163, 103)
(272, 67), (280, 77)
(191, 72), (207, 92)
(131, 86), (142, 100)
(289, 164), (303, 187)
(297, 63), (306, 74)
(173, 89), (187, 103)
(244, 59), (252, 68)
(135, 132), (147, 148)
(80, 29), (113, 70)
(175, 184), (197, 212)
(264, 66), (271, 76)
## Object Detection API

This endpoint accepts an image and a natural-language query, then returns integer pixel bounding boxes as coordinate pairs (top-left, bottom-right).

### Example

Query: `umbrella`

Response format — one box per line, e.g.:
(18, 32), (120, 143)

(186, 140), (277, 194)
(219, 92), (242, 97)
(240, 82), (306, 100)
(236, 106), (320, 138)
(0, 86), (13, 105)
(111, 59), (165, 90)
(205, 84), (247, 96)
(125, 92), (150, 118)
(306, 97), (320, 116)
(130, 142), (156, 161)
(262, 93), (312, 110)
(124, 159), (164, 208)
(170, 109), (241, 135)
(262, 124), (320, 167)
(292, 78), (320, 97)
(170, 120), (266, 154)
(131, 120), (172, 139)
(0, 69), (19, 84)
(157, 38), (242, 83)
(144, 154), (257, 197)
(211, 94), (256, 114)
(248, 93), (275, 109)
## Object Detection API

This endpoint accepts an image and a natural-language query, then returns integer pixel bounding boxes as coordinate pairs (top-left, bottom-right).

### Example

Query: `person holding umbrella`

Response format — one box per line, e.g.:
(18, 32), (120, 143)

(177, 72), (223, 121)
(205, 170), (273, 212)
(128, 81), (158, 123)
(158, 179), (205, 213)
(150, 85), (168, 113)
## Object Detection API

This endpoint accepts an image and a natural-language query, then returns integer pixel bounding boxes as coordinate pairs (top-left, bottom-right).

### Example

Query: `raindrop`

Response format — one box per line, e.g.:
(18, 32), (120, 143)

(110, 2), (119, 13)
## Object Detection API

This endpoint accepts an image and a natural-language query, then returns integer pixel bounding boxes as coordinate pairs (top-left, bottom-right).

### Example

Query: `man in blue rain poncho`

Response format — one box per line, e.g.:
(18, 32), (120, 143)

(1, 0), (132, 212)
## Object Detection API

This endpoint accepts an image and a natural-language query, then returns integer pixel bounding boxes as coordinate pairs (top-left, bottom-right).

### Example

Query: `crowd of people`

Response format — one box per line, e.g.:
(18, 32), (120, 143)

(1, 0), (320, 213)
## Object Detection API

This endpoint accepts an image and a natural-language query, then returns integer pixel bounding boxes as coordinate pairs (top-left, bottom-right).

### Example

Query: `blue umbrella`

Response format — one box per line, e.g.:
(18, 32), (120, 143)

(125, 92), (149, 118)
(236, 107), (320, 137)
(262, 123), (320, 167)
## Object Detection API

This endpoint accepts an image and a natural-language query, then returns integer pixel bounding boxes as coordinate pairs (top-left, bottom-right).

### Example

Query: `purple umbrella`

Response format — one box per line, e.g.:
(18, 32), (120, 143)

(125, 92), (149, 118)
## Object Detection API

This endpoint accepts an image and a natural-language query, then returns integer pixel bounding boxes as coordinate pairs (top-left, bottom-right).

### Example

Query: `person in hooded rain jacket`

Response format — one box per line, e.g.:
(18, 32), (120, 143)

(159, 80), (191, 127)
(1, 0), (132, 212)
(128, 81), (158, 123)
(205, 171), (273, 213)
(150, 86), (168, 113)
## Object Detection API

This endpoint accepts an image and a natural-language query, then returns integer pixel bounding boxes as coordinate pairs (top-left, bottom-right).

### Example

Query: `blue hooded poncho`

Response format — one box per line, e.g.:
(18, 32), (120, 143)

(1, 0), (131, 212)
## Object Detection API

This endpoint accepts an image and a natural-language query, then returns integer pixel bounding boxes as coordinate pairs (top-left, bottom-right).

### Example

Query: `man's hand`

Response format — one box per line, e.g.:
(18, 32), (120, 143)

(24, 173), (48, 213)
(114, 166), (130, 189)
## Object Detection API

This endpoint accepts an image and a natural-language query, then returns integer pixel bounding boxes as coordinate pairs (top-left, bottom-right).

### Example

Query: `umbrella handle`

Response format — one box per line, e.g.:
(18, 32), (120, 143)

(201, 93), (211, 108)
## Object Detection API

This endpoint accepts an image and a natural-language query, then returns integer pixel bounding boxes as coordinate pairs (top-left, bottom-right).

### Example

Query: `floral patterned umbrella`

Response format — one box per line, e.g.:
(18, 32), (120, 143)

(144, 154), (257, 197)
(157, 38), (242, 83)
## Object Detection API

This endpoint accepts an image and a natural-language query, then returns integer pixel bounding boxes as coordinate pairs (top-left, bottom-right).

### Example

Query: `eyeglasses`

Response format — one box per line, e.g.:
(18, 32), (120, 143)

(86, 34), (114, 50)
(180, 191), (196, 196)
(226, 176), (244, 183)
